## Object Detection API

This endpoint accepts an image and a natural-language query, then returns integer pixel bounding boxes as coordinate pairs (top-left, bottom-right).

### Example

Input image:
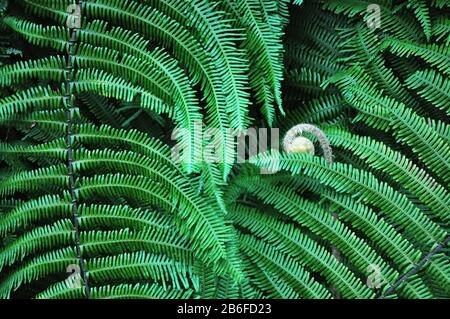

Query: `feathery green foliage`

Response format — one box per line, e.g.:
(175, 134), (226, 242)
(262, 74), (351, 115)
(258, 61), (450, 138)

(0, 0), (448, 299)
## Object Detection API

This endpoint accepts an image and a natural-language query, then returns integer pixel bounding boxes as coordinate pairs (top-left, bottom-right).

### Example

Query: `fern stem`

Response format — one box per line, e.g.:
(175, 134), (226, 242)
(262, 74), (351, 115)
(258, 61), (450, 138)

(65, 0), (90, 298)
(381, 235), (450, 298)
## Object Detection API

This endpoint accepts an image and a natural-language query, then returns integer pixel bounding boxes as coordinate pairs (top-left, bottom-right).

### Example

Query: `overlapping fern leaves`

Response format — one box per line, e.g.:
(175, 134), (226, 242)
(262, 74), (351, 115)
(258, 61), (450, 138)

(0, 0), (449, 299)
(281, 0), (450, 298)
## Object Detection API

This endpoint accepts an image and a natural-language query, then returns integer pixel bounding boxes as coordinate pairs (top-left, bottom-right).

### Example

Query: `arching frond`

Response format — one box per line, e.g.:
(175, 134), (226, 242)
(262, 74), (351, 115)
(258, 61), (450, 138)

(0, 0), (448, 300)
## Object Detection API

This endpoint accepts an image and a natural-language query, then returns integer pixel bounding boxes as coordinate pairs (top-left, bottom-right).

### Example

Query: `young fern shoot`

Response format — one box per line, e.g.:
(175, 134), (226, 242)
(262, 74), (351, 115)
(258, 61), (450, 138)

(283, 123), (334, 165)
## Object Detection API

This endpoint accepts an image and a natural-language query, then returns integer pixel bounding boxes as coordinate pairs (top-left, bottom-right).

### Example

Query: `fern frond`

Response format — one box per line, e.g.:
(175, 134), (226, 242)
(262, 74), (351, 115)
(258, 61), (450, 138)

(36, 281), (193, 299)
(242, 258), (300, 299)
(322, 191), (422, 270)
(79, 93), (126, 128)
(0, 247), (78, 299)
(86, 251), (198, 291)
(79, 228), (192, 265)
(0, 86), (64, 120)
(1, 109), (69, 140)
(324, 126), (450, 223)
(431, 16), (450, 44)
(0, 138), (67, 164)
(250, 153), (448, 248)
(150, 0), (252, 128)
(239, 234), (332, 299)
(285, 68), (325, 97)
(234, 175), (398, 288)
(76, 69), (169, 115)
(78, 173), (243, 281)
(0, 164), (69, 197)
(90, 283), (194, 299)
(424, 253), (450, 297)
(0, 219), (75, 272)
(323, 0), (423, 42)
(407, 0), (432, 39)
(2, 16), (69, 52)
(0, 56), (66, 87)
(382, 38), (450, 75)
(0, 194), (71, 236)
(1, 0), (449, 300)
(82, 0), (234, 176)
(19, 0), (69, 25)
(406, 69), (450, 116)
(222, 0), (286, 119)
(230, 204), (374, 298)
(281, 95), (347, 126)
(328, 67), (450, 184)
(77, 204), (172, 232)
